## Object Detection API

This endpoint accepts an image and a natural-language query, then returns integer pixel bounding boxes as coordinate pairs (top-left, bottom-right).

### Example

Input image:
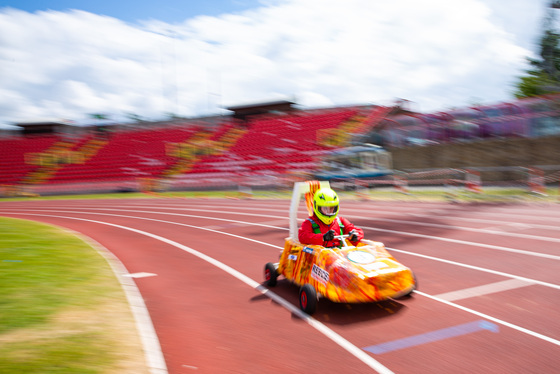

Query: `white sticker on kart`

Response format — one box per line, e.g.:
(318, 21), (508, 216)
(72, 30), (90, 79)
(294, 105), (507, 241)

(311, 264), (329, 285)
(363, 262), (389, 271)
(288, 254), (297, 261)
(347, 250), (376, 265)
(302, 246), (314, 255)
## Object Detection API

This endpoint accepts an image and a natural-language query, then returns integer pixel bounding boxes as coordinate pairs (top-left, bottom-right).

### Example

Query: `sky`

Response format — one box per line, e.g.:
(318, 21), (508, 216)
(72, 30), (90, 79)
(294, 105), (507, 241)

(0, 0), (553, 126)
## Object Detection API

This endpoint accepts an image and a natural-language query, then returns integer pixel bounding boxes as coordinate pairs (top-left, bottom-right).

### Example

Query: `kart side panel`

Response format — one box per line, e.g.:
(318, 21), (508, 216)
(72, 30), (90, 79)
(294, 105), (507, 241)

(278, 240), (323, 286)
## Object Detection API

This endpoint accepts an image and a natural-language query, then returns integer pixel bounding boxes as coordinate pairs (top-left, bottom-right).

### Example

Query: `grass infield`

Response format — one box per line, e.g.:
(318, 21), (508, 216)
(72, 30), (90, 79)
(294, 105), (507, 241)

(0, 217), (147, 373)
(1, 185), (558, 202)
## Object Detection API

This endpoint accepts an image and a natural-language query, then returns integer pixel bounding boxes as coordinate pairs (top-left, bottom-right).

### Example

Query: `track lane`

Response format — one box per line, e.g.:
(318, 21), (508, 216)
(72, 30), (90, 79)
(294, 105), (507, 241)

(1, 198), (560, 373)
(7, 205), (560, 286)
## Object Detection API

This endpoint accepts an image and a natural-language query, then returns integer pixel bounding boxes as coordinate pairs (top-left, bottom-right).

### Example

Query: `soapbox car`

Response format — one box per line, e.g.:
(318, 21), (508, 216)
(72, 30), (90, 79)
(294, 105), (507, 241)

(264, 181), (416, 315)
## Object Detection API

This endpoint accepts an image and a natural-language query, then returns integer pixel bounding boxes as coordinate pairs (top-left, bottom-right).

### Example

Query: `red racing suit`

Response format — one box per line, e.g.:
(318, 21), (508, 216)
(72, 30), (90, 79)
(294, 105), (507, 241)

(298, 213), (364, 247)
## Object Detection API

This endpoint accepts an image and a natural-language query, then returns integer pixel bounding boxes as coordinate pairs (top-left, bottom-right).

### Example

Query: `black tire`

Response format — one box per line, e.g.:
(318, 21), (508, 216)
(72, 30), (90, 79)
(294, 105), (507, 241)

(299, 284), (317, 315)
(264, 262), (278, 287)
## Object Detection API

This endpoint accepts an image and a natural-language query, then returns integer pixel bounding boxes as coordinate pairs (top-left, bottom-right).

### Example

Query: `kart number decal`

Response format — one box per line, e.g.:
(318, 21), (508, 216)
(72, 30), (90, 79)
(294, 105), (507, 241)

(288, 254), (298, 261)
(347, 250), (376, 264)
(311, 264), (329, 285)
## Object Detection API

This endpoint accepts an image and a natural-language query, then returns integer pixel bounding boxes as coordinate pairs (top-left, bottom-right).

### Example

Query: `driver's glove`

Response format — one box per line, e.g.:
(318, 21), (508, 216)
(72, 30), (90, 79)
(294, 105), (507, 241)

(348, 229), (359, 242)
(323, 229), (335, 242)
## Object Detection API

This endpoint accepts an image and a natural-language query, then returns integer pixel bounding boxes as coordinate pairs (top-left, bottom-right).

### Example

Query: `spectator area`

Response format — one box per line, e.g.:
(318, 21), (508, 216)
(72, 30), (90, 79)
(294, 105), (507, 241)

(0, 106), (381, 190)
(0, 135), (59, 185)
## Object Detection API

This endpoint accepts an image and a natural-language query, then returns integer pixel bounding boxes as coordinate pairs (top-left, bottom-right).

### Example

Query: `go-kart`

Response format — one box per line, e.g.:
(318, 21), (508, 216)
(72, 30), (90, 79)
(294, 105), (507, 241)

(264, 180), (416, 315)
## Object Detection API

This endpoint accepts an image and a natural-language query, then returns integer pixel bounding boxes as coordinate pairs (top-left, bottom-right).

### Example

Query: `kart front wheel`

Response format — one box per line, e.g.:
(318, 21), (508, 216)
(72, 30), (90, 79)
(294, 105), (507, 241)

(299, 284), (317, 315)
(264, 262), (278, 287)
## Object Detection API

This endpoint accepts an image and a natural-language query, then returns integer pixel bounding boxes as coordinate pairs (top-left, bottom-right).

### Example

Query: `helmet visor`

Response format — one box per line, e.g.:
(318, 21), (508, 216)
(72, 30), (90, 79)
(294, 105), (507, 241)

(320, 205), (338, 216)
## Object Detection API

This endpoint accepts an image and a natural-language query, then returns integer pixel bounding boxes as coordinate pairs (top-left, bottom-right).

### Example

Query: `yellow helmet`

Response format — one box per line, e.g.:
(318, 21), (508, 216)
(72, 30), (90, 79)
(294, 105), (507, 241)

(313, 187), (339, 225)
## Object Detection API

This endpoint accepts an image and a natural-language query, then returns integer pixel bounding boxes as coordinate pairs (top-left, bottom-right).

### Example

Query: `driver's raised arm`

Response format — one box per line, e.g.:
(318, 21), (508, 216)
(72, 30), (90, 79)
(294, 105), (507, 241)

(341, 217), (364, 244)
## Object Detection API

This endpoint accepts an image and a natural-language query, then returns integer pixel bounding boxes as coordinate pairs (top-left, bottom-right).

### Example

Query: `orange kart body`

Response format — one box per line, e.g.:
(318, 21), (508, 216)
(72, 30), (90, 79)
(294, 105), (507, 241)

(279, 237), (415, 303)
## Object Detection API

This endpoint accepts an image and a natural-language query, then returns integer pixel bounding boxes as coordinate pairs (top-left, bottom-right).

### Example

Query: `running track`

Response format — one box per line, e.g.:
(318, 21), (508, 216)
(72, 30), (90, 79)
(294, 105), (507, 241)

(1, 197), (559, 373)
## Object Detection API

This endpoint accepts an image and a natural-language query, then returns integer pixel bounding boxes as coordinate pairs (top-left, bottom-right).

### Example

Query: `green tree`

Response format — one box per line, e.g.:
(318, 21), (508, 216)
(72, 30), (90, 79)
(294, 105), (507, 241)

(89, 113), (109, 120)
(125, 113), (144, 122)
(514, 5), (560, 98)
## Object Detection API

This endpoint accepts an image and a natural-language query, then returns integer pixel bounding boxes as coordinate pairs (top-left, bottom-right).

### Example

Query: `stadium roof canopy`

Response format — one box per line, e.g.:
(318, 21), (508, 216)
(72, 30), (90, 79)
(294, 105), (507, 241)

(225, 100), (296, 120)
(14, 119), (74, 135)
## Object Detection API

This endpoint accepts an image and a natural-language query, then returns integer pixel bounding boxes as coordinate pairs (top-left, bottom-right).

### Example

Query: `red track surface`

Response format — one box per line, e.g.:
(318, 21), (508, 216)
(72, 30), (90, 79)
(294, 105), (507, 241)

(1, 197), (559, 373)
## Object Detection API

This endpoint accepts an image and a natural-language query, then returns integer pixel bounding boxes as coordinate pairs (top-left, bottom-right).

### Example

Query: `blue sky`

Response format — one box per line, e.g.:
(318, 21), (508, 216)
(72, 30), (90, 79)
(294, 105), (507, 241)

(0, 0), (553, 126)
(0, 0), (264, 23)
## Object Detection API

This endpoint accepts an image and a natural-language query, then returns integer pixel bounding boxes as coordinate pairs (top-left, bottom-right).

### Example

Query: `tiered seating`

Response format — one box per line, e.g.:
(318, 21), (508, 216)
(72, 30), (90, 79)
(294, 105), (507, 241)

(0, 135), (59, 185)
(48, 127), (197, 183)
(1, 107), (374, 190)
(188, 109), (358, 176)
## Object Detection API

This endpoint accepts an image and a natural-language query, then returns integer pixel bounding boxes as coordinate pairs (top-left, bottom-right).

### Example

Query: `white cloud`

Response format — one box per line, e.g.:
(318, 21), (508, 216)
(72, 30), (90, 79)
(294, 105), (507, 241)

(0, 0), (545, 124)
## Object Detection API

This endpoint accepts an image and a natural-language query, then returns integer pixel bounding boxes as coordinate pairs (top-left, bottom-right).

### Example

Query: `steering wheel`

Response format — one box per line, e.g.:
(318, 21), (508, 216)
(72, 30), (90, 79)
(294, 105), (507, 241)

(333, 234), (350, 248)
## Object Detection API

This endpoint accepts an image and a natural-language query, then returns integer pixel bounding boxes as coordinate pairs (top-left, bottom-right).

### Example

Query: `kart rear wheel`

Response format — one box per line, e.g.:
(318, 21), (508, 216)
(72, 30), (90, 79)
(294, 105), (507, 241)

(264, 262), (278, 287)
(299, 284), (317, 315)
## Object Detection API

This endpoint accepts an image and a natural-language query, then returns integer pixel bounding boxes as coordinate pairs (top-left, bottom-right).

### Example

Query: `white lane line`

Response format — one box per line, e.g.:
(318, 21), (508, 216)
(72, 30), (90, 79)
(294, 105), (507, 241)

(481, 222), (533, 232)
(114, 205), (560, 231)
(1, 212), (393, 374)
(365, 226), (560, 261)
(4, 210), (560, 351)
(8, 206), (560, 261)
(1, 209), (284, 248)
(4, 208), (560, 291)
(36, 202), (560, 225)
(124, 272), (158, 279)
(407, 209), (560, 223)
(415, 291), (560, 347)
(202, 219), (288, 230)
(355, 216), (560, 244)
(57, 227), (168, 374)
(433, 279), (536, 302)
(386, 247), (560, 291)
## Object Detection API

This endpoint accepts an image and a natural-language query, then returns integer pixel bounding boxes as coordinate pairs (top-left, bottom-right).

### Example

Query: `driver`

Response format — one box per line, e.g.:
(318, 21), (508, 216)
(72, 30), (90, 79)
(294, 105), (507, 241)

(299, 187), (364, 247)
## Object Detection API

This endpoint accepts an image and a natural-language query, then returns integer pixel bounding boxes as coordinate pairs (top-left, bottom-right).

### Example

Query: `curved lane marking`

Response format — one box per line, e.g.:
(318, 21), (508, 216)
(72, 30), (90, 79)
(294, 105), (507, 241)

(362, 226), (560, 261)
(431, 279), (535, 301)
(415, 291), (560, 347)
(385, 247), (560, 291)
(128, 203), (560, 242)
(3, 208), (560, 289)
(0, 212), (394, 374)
(2, 210), (560, 348)
(11, 206), (560, 260)
(24, 225), (168, 374)
(112, 203), (560, 233)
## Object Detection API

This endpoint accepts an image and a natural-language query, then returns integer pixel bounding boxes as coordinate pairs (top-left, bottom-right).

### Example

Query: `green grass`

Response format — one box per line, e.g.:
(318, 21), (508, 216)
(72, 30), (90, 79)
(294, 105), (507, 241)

(0, 217), (146, 373)
(0, 189), (292, 202)
(2, 186), (559, 203)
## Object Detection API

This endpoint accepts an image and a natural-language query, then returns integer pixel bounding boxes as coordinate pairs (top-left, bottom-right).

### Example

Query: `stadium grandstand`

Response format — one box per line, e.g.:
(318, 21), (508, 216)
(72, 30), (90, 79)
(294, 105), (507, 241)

(0, 101), (388, 196)
(1, 95), (560, 197)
